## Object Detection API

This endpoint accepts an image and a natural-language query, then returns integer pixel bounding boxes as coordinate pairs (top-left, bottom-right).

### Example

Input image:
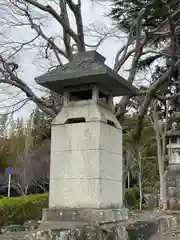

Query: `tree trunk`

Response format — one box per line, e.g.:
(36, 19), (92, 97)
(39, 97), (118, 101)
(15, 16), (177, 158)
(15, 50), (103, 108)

(139, 172), (143, 211)
(153, 107), (167, 210)
(138, 152), (143, 211)
(159, 169), (168, 210)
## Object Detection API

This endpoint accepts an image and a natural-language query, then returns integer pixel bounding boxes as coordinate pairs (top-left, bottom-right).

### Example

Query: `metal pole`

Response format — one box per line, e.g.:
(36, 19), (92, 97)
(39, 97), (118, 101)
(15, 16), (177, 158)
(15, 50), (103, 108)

(8, 174), (11, 197)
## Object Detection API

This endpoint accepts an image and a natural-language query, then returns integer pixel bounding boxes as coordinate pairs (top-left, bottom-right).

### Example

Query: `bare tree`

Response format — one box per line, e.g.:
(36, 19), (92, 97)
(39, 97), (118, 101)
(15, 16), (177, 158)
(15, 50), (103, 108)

(14, 120), (50, 195)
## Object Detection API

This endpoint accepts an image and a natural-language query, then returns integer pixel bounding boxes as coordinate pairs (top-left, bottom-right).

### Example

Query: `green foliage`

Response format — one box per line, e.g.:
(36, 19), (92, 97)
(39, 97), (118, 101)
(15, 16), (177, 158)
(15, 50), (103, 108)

(110, 0), (178, 34)
(0, 194), (48, 227)
(0, 110), (51, 174)
(31, 108), (52, 146)
(110, 0), (180, 71)
(0, 118), (27, 173)
(125, 187), (140, 209)
(123, 115), (159, 188)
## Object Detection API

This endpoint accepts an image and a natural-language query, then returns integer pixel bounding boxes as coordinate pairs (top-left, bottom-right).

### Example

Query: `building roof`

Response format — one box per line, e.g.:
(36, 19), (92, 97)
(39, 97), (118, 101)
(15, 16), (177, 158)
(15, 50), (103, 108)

(35, 51), (137, 97)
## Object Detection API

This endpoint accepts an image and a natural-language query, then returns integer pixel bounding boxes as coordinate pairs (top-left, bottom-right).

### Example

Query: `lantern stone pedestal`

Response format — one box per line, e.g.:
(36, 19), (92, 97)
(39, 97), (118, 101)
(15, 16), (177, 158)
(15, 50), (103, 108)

(166, 130), (180, 210)
(35, 51), (137, 234)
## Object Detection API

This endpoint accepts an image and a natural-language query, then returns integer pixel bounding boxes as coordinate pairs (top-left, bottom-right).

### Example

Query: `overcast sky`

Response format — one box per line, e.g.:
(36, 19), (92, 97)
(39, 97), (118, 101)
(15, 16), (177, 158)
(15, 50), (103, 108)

(1, 0), (131, 121)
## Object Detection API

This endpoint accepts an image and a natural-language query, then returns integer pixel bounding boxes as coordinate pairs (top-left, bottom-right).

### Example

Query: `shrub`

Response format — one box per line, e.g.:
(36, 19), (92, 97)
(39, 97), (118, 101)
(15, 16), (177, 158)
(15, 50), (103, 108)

(0, 194), (48, 227)
(0, 189), (141, 227)
(125, 187), (140, 209)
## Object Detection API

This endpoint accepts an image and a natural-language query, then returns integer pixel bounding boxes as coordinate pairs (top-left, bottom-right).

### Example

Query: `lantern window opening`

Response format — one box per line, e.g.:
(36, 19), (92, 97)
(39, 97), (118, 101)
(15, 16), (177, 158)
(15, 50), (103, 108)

(69, 89), (92, 102)
(171, 137), (178, 144)
(99, 90), (109, 104)
(107, 119), (116, 128)
(64, 84), (113, 107)
(65, 117), (86, 124)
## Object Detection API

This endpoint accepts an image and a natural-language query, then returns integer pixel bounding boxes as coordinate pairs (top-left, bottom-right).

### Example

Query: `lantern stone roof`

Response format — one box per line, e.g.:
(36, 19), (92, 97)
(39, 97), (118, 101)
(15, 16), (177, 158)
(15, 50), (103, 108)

(35, 51), (137, 97)
(166, 129), (180, 137)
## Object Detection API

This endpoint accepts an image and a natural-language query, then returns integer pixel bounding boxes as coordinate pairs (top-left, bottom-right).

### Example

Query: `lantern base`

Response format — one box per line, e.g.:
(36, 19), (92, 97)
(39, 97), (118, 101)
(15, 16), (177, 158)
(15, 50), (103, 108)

(41, 207), (128, 230)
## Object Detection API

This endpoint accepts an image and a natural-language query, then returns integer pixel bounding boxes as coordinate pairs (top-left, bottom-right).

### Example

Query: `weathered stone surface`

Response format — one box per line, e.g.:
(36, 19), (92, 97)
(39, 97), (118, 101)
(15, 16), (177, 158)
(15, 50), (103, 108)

(168, 186), (180, 197)
(23, 214), (177, 240)
(127, 214), (177, 240)
(24, 224), (129, 240)
(127, 221), (157, 239)
(166, 169), (180, 181)
(0, 221), (41, 234)
(168, 197), (180, 210)
(0, 212), (178, 239)
(166, 180), (180, 187)
(49, 113), (124, 209)
(42, 208), (128, 224)
(144, 194), (159, 209)
(24, 220), (41, 230)
(165, 168), (180, 210)
(35, 51), (137, 96)
(1, 225), (27, 234)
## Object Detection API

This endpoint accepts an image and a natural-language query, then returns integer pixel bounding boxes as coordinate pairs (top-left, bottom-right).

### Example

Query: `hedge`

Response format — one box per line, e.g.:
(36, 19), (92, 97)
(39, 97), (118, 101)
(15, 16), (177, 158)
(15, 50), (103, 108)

(125, 187), (140, 209)
(0, 194), (48, 227)
(0, 188), (139, 227)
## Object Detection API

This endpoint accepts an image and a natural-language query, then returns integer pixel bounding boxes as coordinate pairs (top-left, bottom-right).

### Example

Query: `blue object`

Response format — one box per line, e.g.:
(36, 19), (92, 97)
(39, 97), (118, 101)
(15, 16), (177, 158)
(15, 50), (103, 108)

(5, 167), (14, 175)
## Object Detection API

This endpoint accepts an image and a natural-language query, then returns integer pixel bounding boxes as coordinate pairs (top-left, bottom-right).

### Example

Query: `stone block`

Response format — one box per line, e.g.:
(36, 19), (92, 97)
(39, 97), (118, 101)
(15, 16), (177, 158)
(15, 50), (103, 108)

(49, 178), (123, 209)
(70, 123), (100, 150)
(49, 120), (123, 209)
(168, 186), (180, 197)
(168, 197), (180, 210)
(100, 179), (123, 208)
(51, 125), (71, 152)
(50, 150), (122, 181)
(100, 150), (122, 180)
(50, 150), (100, 179)
(42, 208), (128, 223)
(49, 178), (99, 208)
(100, 123), (122, 154)
(127, 221), (158, 240)
(144, 194), (159, 209)
(51, 123), (100, 152)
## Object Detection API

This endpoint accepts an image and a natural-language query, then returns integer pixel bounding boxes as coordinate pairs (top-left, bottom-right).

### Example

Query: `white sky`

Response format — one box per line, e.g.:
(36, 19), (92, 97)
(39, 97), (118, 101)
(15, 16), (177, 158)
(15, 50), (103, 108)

(0, 0), (132, 120)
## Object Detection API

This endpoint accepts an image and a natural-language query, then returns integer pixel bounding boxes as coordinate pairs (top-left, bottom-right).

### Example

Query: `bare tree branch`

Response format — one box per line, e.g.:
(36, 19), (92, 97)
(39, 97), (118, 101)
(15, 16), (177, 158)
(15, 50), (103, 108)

(59, 0), (73, 60)
(113, 32), (133, 72)
(116, 8), (148, 123)
(24, 0), (79, 46)
(26, 10), (67, 63)
(0, 54), (57, 117)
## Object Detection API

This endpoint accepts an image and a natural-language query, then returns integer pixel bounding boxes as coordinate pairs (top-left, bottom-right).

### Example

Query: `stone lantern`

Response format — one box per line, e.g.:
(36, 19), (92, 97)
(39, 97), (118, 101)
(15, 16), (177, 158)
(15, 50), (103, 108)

(166, 129), (180, 169)
(35, 51), (137, 228)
